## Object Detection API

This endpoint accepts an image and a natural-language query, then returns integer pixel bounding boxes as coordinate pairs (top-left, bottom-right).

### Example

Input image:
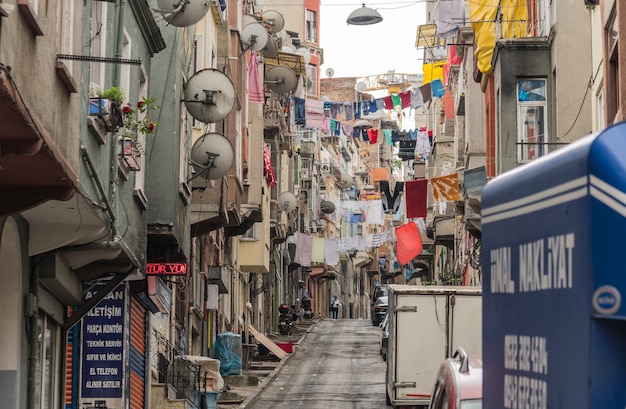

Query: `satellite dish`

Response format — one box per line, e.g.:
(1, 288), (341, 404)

(278, 191), (297, 212)
(356, 81), (366, 92)
(296, 47), (311, 64)
(243, 14), (258, 27)
(320, 200), (336, 214)
(338, 174), (355, 189)
(325, 68), (335, 78)
(190, 133), (234, 182)
(242, 22), (269, 52)
(262, 35), (279, 58)
(262, 10), (285, 33)
(265, 65), (297, 94)
(156, 0), (210, 27)
(184, 69), (236, 123)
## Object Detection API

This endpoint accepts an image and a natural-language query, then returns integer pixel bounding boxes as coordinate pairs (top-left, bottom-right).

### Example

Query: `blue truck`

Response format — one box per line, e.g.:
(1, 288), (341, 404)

(481, 122), (626, 408)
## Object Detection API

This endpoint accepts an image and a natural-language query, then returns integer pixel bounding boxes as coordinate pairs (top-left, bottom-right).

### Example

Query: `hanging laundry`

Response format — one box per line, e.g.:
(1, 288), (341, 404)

(311, 237), (325, 263)
(375, 98), (385, 111)
(383, 129), (393, 146)
(400, 90), (411, 109)
(383, 96), (393, 110)
(305, 99), (325, 129)
(324, 238), (339, 265)
(263, 143), (276, 187)
(342, 123), (353, 137)
(294, 231), (313, 267)
(293, 96), (305, 125)
(391, 94), (401, 109)
(419, 83), (432, 108)
(369, 99), (378, 113)
(431, 78), (445, 98)
(380, 180), (404, 214)
(398, 139), (416, 161)
(431, 173), (460, 202)
(416, 128), (431, 160)
(367, 128), (378, 144)
(395, 221), (423, 266)
(344, 102), (353, 120)
(405, 179), (428, 218)
(411, 88), (425, 111)
(323, 116), (330, 133)
(353, 101), (362, 119)
(248, 53), (264, 103)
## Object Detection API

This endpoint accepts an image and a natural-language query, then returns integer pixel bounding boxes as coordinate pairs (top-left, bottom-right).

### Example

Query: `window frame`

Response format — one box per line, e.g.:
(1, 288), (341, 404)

(305, 9), (317, 43)
(516, 78), (547, 163)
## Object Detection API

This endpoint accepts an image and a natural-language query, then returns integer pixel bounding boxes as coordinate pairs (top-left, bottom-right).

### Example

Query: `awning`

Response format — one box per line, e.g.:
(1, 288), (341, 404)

(0, 65), (77, 216)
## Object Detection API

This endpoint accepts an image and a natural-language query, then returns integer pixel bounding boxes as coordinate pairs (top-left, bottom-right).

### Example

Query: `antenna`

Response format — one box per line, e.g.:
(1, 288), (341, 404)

(155, 0), (210, 27)
(189, 133), (234, 186)
(296, 47), (311, 64)
(265, 65), (297, 94)
(262, 35), (279, 58)
(183, 69), (236, 123)
(325, 67), (335, 78)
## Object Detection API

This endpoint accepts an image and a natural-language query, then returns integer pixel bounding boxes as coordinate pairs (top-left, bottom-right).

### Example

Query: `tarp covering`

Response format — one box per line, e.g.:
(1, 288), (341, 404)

(211, 333), (242, 376)
(501, 0), (529, 39)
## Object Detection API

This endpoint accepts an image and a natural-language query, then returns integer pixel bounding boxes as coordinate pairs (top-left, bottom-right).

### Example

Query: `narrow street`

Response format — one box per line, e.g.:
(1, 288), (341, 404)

(251, 319), (390, 409)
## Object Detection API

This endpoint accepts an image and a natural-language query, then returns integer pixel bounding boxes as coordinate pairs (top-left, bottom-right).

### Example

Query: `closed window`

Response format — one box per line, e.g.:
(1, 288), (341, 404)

(33, 312), (62, 409)
(517, 79), (547, 162)
(306, 10), (317, 42)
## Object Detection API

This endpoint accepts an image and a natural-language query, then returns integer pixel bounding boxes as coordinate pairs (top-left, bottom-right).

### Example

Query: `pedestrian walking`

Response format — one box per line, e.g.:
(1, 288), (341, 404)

(332, 296), (342, 319)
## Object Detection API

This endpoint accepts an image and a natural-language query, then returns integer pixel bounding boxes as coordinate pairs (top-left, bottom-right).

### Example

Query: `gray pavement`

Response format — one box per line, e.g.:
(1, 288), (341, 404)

(216, 319), (319, 409)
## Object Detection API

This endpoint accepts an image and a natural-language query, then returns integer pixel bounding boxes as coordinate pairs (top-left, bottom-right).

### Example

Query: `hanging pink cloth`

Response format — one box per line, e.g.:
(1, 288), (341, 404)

(248, 52), (264, 103)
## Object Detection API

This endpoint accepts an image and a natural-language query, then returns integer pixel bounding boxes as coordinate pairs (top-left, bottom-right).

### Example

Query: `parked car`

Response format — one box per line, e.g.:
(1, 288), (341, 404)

(371, 295), (388, 326)
(428, 347), (482, 409)
(379, 313), (389, 361)
(371, 284), (388, 325)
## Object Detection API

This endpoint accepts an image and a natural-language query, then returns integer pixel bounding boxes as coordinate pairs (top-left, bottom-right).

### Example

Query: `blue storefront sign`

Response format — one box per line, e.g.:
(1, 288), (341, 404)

(482, 123), (626, 408)
(80, 284), (125, 399)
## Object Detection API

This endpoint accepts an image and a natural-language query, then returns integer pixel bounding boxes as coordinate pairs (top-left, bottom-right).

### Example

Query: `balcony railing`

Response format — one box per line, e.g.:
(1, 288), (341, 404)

(152, 329), (213, 407)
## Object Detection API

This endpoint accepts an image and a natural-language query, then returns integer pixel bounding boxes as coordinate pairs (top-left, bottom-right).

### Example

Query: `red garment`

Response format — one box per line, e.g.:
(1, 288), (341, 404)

(405, 179), (428, 218)
(263, 143), (276, 186)
(248, 52), (264, 103)
(383, 96), (393, 110)
(400, 90), (411, 109)
(396, 222), (423, 265)
(367, 129), (378, 144)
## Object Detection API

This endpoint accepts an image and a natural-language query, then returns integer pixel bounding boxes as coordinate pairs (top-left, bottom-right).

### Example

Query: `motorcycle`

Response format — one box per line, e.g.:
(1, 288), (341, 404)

(301, 297), (313, 319)
(278, 303), (293, 335)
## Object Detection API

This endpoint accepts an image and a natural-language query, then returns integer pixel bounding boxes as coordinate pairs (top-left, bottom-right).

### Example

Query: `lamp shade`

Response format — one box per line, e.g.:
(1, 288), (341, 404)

(346, 4), (383, 26)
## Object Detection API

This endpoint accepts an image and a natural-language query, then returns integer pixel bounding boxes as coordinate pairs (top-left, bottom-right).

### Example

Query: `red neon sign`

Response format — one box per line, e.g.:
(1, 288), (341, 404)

(146, 262), (188, 276)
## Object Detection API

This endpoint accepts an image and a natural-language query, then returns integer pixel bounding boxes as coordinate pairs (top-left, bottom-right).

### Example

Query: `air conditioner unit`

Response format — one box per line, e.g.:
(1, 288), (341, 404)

(300, 168), (311, 181)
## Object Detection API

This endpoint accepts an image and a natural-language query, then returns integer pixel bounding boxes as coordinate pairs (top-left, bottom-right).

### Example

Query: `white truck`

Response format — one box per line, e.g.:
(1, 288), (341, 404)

(385, 285), (482, 408)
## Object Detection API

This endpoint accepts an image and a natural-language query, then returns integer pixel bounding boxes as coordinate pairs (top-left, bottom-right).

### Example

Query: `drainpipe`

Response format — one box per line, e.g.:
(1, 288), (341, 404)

(26, 262), (39, 409)
(110, 0), (127, 241)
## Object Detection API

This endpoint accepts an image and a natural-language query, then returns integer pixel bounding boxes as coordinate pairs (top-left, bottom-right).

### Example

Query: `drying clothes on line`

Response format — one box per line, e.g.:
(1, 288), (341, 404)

(416, 128), (431, 159)
(383, 129), (393, 146)
(311, 237), (325, 263)
(367, 128), (378, 144)
(391, 94), (401, 109)
(305, 99), (325, 129)
(419, 83), (432, 108)
(380, 180), (404, 214)
(248, 53), (264, 103)
(411, 88), (425, 111)
(368, 99), (378, 113)
(431, 78), (445, 98)
(294, 231), (313, 267)
(400, 90), (412, 109)
(353, 101), (362, 119)
(395, 221), (423, 266)
(325, 238), (339, 266)
(405, 179), (428, 218)
(399, 139), (417, 161)
(383, 96), (393, 110)
(293, 96), (305, 125)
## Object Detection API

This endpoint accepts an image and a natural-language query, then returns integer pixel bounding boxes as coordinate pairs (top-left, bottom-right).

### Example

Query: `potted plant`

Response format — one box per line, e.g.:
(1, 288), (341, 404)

(89, 86), (125, 131)
(118, 97), (160, 171)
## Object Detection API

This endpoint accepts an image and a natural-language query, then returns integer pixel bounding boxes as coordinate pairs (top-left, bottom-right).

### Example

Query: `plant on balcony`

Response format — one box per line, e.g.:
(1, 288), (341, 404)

(118, 97), (160, 171)
(89, 86), (126, 131)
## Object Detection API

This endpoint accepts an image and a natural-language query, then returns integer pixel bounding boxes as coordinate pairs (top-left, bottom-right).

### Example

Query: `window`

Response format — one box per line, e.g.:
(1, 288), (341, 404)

(241, 223), (259, 241)
(606, 9), (618, 124)
(306, 10), (317, 43)
(33, 312), (62, 409)
(306, 64), (317, 97)
(517, 79), (547, 162)
(90, 1), (108, 89)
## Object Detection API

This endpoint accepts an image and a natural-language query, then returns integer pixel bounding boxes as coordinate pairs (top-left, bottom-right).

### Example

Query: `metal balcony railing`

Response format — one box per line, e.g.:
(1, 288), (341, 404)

(151, 329), (213, 407)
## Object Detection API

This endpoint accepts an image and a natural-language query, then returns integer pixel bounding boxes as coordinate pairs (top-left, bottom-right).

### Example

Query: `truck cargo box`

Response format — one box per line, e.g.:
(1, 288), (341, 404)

(482, 122), (626, 408)
(385, 285), (482, 408)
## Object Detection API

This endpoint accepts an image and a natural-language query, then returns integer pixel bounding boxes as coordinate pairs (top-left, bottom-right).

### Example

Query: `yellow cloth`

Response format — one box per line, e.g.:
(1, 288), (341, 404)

(469, 0), (499, 75)
(430, 173), (460, 203)
(501, 0), (529, 39)
(311, 237), (325, 263)
(422, 61), (446, 84)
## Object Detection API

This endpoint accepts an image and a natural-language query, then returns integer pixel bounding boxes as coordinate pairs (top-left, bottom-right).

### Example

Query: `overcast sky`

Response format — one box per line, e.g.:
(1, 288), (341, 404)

(319, 0), (426, 79)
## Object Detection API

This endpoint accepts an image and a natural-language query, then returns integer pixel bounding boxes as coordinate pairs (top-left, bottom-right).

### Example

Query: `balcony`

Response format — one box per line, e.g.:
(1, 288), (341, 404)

(151, 329), (221, 408)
